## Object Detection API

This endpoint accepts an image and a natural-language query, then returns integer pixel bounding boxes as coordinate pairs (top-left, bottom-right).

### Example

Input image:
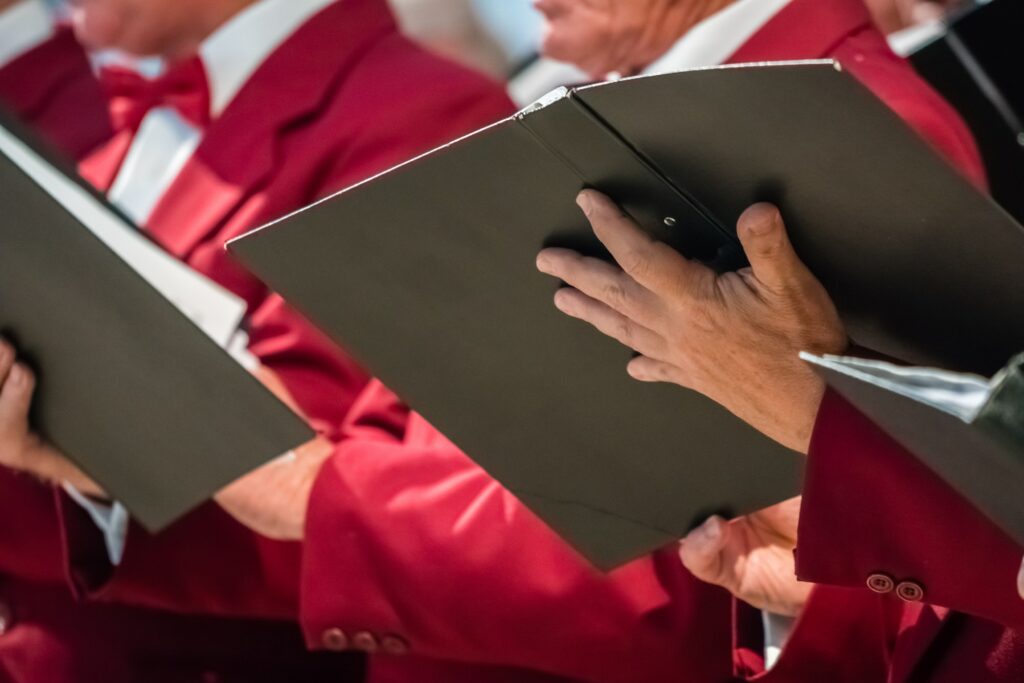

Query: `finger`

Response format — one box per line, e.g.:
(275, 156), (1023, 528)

(553, 288), (666, 357)
(679, 516), (732, 588)
(577, 190), (704, 296)
(626, 355), (686, 386)
(537, 247), (658, 325)
(1018, 556), (1024, 601)
(735, 203), (814, 293)
(0, 339), (16, 386)
(0, 363), (34, 429)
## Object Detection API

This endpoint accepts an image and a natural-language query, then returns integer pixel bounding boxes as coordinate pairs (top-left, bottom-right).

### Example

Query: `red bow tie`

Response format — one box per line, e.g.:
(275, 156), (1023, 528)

(99, 56), (212, 134)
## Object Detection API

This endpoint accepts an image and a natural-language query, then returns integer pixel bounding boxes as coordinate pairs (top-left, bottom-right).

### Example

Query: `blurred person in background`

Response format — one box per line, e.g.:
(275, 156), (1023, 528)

(865, 0), (965, 32)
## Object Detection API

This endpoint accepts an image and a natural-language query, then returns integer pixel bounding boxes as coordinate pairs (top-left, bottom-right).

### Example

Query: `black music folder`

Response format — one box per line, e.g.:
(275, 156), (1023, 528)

(0, 116), (313, 532)
(804, 352), (1024, 547)
(229, 61), (1024, 568)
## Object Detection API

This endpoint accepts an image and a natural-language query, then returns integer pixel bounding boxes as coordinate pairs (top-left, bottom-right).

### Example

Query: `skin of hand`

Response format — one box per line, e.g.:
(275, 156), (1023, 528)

(0, 0), (21, 13)
(680, 497), (810, 616)
(536, 191), (848, 454)
(212, 366), (332, 541)
(0, 339), (105, 497)
(1018, 556), (1024, 600)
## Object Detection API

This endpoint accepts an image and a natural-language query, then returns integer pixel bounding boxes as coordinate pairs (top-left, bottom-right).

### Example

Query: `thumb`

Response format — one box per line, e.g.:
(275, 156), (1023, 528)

(736, 203), (811, 292)
(0, 364), (35, 431)
(679, 516), (732, 587)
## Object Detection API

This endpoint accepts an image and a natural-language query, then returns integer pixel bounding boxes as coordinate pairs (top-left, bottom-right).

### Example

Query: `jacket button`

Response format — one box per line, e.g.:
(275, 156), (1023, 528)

(381, 634), (410, 655)
(896, 580), (925, 603)
(866, 573), (895, 594)
(321, 627), (349, 651)
(352, 631), (379, 653)
(0, 601), (12, 635)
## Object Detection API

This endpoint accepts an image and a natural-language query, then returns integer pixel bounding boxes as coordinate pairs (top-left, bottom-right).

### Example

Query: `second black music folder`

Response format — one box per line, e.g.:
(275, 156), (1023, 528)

(0, 116), (314, 532)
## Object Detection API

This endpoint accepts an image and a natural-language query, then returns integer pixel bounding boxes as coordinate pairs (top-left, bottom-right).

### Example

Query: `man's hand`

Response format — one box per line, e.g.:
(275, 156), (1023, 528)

(214, 436), (333, 541)
(0, 339), (106, 497)
(0, 0), (22, 13)
(536, 191), (847, 453)
(214, 366), (330, 541)
(680, 498), (810, 616)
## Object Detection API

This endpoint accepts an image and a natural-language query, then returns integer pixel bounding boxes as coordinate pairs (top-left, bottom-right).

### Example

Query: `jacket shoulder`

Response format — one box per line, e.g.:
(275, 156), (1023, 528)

(831, 28), (986, 187)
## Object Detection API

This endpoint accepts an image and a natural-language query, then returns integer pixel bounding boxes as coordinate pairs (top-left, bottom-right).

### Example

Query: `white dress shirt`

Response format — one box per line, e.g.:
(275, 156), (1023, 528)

(644, 0), (792, 75)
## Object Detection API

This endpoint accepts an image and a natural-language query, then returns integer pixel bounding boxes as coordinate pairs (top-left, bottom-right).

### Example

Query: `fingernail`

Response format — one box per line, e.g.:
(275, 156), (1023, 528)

(536, 252), (552, 273)
(743, 203), (780, 235)
(701, 517), (722, 542)
(552, 289), (572, 313)
(576, 191), (593, 216)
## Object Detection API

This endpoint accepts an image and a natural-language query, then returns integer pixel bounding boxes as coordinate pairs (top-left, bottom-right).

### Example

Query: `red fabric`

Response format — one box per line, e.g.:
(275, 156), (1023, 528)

(791, 390), (1024, 681)
(302, 382), (734, 683)
(0, 26), (111, 159)
(100, 57), (211, 133)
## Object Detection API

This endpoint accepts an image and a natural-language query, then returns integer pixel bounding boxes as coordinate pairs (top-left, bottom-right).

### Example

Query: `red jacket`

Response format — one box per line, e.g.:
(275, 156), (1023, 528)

(0, 1), (511, 681)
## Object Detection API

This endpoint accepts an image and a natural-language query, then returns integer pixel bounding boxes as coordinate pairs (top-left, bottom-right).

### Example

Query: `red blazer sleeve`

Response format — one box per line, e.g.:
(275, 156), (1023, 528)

(795, 390), (1024, 630)
(56, 290), (372, 618)
(298, 381), (735, 683)
(0, 27), (111, 160)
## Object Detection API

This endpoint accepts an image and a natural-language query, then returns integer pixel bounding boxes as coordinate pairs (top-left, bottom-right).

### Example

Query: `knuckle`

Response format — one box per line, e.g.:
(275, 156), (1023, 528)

(613, 318), (635, 346)
(619, 249), (650, 279)
(601, 280), (629, 308)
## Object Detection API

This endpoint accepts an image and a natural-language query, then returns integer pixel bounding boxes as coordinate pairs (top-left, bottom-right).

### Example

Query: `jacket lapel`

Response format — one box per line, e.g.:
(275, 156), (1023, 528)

(726, 0), (873, 64)
(144, 0), (397, 257)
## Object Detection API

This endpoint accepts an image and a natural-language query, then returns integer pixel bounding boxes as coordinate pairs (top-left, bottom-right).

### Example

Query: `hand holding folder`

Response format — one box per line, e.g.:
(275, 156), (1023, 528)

(0, 113), (314, 530)
(537, 193), (846, 454)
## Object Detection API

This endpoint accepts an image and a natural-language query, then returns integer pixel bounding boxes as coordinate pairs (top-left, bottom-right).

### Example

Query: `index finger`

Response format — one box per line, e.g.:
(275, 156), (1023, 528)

(578, 190), (703, 296)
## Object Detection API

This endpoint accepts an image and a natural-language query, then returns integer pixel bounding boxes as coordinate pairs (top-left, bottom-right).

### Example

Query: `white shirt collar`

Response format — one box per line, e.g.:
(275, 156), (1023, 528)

(644, 0), (792, 74)
(199, 0), (336, 116)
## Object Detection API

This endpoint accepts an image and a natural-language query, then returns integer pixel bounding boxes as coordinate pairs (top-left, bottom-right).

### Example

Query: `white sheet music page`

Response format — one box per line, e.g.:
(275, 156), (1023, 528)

(0, 124), (246, 348)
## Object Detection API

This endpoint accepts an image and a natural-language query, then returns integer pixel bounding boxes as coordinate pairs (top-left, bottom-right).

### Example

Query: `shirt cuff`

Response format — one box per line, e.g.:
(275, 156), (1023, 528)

(0, 0), (55, 68)
(762, 611), (796, 671)
(62, 482), (129, 566)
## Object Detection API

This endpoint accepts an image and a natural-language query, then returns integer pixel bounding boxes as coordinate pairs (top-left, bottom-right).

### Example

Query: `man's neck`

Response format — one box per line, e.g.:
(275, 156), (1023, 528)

(625, 0), (737, 74)
(161, 0), (256, 63)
